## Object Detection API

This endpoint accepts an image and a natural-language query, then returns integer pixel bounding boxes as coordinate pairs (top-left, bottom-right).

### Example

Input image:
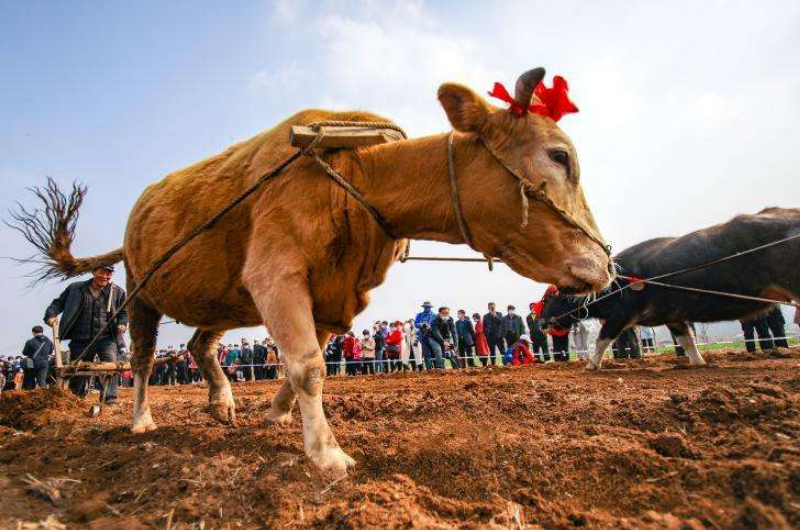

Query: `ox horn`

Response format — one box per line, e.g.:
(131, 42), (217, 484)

(514, 67), (546, 108)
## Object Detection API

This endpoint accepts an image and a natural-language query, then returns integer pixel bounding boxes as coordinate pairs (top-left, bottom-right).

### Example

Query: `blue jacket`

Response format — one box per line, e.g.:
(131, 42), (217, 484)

(414, 310), (436, 341)
(455, 318), (475, 346)
(22, 335), (53, 365)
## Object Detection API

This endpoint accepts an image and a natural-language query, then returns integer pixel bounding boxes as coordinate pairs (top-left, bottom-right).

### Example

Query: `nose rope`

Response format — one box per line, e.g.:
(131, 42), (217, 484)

(476, 136), (612, 257)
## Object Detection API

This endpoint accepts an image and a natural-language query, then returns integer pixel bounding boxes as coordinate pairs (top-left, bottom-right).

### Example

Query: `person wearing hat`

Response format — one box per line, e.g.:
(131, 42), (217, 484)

(414, 301), (437, 369)
(510, 335), (536, 366)
(44, 264), (127, 404)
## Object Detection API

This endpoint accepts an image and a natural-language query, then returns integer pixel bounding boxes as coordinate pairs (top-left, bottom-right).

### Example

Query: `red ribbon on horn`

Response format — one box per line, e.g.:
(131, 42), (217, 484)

(488, 75), (579, 122)
(487, 82), (528, 117)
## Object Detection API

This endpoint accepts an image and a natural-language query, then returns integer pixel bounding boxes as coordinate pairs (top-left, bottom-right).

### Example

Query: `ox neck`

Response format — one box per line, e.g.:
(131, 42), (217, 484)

(350, 133), (475, 245)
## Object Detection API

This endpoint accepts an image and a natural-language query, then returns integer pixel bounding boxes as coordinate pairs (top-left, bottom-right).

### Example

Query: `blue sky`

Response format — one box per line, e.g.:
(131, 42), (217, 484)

(2, 0), (799, 352)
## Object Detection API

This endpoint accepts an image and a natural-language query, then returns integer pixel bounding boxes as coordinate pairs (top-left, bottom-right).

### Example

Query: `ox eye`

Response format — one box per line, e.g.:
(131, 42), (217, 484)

(549, 149), (569, 166)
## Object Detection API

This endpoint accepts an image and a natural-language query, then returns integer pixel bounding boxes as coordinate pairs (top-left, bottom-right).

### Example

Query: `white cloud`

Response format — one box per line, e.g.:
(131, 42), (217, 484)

(260, 0), (505, 134)
(270, 0), (307, 25)
(249, 61), (306, 91)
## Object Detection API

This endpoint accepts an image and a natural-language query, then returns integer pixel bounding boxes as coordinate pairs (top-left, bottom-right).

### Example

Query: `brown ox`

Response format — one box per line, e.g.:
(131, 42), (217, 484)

(17, 69), (613, 474)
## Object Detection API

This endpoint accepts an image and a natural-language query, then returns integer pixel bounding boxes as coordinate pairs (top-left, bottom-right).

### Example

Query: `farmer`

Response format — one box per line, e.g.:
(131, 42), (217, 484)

(21, 325), (54, 389)
(44, 264), (127, 404)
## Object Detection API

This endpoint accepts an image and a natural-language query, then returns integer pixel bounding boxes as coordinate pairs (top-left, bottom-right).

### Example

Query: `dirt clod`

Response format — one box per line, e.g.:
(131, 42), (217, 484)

(1, 347), (799, 529)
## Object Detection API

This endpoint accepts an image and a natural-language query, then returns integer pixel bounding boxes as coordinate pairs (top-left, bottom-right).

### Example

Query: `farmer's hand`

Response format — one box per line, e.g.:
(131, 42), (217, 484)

(47, 317), (58, 328)
(117, 325), (127, 333)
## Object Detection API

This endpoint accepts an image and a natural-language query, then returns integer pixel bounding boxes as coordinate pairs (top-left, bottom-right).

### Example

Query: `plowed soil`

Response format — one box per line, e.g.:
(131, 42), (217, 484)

(3, 348), (800, 530)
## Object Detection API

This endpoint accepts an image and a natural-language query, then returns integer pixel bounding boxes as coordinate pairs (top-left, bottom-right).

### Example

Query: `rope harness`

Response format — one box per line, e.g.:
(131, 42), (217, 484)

(444, 131), (612, 270)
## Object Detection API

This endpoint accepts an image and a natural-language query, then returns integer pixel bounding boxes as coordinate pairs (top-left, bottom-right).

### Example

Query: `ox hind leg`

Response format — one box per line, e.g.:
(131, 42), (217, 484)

(266, 328), (330, 426)
(130, 297), (162, 433)
(249, 278), (353, 475)
(188, 328), (236, 424)
(667, 322), (706, 366)
(586, 317), (635, 370)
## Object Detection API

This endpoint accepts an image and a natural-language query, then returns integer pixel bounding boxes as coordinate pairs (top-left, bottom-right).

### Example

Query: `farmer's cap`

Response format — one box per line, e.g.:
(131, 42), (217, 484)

(422, 301), (433, 308)
(94, 264), (115, 273)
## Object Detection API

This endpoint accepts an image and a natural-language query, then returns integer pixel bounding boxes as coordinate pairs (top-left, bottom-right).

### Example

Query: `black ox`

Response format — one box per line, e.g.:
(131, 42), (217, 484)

(542, 207), (800, 369)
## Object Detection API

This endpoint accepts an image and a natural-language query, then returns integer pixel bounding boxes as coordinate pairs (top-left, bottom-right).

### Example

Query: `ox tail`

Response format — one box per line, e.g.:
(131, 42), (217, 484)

(6, 177), (124, 284)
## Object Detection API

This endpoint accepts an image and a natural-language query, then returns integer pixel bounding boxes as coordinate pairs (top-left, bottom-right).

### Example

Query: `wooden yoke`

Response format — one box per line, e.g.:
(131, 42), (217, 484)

(290, 125), (405, 149)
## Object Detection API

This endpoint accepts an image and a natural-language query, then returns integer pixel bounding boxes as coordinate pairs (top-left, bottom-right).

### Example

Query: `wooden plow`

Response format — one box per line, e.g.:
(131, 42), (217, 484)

(49, 322), (179, 417)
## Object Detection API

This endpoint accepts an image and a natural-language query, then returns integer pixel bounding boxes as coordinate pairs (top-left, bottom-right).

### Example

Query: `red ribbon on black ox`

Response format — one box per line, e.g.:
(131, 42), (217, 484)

(488, 76), (579, 122)
(626, 275), (646, 291)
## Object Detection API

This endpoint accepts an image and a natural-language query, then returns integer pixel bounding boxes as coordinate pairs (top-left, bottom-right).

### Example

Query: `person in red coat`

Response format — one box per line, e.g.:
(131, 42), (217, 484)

(511, 335), (536, 366)
(343, 332), (362, 376)
(386, 321), (404, 372)
(472, 312), (490, 366)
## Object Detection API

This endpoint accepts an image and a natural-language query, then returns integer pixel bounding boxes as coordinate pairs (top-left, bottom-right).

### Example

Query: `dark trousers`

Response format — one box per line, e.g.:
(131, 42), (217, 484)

(362, 359), (376, 375)
(345, 359), (361, 376)
(551, 335), (570, 361)
(428, 341), (447, 369)
(458, 342), (475, 367)
(375, 348), (386, 373)
(22, 363), (48, 389)
(254, 365), (265, 380)
(612, 329), (641, 359)
(742, 318), (774, 353)
(421, 339), (434, 370)
(68, 337), (118, 402)
(487, 336), (504, 365)
(766, 312), (789, 348)
(445, 347), (462, 369)
(177, 364), (189, 384)
(531, 333), (550, 361)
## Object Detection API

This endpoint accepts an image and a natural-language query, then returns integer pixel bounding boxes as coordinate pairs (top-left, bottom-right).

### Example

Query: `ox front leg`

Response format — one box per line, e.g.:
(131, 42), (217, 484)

(250, 279), (354, 476)
(668, 323), (706, 366)
(586, 318), (632, 370)
(265, 329), (330, 427)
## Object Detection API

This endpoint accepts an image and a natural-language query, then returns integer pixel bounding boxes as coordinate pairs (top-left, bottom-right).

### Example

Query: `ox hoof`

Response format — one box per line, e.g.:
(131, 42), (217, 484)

(689, 359), (707, 367)
(131, 413), (158, 434)
(584, 361), (600, 371)
(265, 408), (293, 426)
(209, 398), (237, 425)
(310, 446), (356, 477)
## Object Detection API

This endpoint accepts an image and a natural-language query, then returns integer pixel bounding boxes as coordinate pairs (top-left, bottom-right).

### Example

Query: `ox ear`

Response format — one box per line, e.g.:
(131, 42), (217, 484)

(437, 83), (492, 133)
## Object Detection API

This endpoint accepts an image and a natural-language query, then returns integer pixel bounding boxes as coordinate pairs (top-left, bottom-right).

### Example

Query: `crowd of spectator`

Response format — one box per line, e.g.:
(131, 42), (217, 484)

(3, 298), (799, 394)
